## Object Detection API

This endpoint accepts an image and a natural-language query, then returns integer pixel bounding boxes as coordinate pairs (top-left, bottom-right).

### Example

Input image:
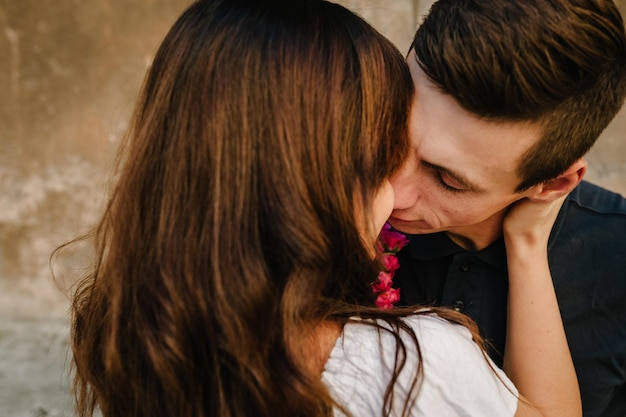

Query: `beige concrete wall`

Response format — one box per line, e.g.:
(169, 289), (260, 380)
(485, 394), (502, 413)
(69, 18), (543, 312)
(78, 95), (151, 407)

(1, 0), (625, 316)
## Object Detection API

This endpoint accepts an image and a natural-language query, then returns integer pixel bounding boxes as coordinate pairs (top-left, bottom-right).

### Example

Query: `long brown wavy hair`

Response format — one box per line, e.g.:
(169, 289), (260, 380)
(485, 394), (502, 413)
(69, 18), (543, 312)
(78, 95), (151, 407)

(65, 1), (480, 416)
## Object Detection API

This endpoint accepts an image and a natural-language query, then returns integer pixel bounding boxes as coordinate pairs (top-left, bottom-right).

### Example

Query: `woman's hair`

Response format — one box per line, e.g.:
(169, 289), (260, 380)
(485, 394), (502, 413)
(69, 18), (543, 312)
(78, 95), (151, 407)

(66, 1), (474, 416)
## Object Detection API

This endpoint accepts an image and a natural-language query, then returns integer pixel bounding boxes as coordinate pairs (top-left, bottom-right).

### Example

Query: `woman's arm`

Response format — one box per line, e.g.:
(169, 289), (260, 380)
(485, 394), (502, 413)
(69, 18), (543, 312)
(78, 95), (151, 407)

(503, 196), (581, 417)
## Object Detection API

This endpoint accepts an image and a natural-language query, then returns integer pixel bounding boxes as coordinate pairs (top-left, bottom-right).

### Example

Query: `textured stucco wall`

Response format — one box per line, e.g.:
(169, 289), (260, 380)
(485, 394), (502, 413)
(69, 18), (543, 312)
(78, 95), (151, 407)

(0, 0), (190, 316)
(1, 0), (625, 317)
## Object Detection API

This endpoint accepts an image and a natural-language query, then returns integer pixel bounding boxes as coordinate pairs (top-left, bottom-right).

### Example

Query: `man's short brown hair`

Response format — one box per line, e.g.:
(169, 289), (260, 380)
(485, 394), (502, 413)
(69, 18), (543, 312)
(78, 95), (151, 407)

(412, 0), (626, 191)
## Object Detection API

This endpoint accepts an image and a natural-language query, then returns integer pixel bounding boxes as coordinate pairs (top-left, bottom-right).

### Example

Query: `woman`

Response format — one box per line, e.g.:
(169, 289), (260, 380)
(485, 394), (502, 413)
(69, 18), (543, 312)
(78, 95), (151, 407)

(66, 0), (580, 416)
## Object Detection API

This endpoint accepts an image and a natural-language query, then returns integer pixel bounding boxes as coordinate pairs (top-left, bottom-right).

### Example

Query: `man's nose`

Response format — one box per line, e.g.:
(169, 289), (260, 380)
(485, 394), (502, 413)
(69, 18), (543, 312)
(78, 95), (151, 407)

(390, 170), (420, 210)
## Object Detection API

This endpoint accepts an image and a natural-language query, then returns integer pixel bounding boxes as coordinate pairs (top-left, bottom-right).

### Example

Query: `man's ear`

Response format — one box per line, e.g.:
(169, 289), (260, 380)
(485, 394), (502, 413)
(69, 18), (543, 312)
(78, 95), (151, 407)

(526, 159), (587, 202)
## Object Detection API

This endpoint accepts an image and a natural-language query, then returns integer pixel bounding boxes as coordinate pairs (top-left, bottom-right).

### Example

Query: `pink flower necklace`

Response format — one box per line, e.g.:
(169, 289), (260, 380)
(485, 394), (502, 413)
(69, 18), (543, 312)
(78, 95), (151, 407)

(372, 222), (409, 309)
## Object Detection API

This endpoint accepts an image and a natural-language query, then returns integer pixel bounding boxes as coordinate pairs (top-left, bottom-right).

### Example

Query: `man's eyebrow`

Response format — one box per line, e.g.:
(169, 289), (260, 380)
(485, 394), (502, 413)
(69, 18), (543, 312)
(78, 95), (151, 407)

(421, 160), (485, 192)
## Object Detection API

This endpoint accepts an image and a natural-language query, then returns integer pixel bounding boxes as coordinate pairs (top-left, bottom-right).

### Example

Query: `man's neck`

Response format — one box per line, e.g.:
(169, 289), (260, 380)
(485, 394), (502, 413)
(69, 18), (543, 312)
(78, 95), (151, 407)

(445, 215), (505, 252)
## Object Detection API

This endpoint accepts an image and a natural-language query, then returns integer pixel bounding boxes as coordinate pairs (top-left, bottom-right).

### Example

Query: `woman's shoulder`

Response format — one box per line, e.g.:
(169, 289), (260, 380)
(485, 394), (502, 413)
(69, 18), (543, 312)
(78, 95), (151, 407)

(322, 313), (518, 416)
(327, 313), (473, 359)
(339, 313), (475, 349)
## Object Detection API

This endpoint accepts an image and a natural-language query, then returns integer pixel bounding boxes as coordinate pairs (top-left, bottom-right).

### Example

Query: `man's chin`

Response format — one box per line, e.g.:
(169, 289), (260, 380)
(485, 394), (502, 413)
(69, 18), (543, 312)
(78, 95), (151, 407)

(387, 217), (438, 235)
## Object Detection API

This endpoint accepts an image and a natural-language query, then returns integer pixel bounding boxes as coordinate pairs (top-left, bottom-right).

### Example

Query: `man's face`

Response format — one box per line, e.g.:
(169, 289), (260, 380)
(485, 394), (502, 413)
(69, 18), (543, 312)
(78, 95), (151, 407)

(388, 51), (543, 249)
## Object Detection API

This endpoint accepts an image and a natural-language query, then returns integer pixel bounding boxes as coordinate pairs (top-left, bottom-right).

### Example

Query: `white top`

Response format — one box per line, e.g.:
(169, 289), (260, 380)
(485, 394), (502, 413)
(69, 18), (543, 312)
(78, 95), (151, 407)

(321, 314), (518, 416)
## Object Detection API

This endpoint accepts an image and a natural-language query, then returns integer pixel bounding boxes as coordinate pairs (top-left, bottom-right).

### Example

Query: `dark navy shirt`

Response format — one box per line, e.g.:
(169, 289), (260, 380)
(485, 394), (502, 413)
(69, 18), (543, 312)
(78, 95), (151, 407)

(394, 181), (626, 417)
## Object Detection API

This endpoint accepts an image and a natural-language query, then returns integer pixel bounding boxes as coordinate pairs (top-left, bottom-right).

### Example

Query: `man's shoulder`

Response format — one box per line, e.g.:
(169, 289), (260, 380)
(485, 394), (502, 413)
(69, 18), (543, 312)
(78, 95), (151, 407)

(566, 180), (626, 216)
(550, 180), (626, 254)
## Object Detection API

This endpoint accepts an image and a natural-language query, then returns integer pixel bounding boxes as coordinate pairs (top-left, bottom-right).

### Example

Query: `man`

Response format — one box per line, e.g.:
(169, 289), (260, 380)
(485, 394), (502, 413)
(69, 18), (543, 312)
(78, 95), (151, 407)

(389, 1), (626, 416)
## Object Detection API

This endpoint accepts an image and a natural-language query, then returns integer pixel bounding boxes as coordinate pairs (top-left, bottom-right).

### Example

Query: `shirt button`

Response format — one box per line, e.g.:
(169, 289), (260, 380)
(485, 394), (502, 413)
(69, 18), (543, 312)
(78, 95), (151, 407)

(460, 263), (470, 271)
(453, 300), (464, 312)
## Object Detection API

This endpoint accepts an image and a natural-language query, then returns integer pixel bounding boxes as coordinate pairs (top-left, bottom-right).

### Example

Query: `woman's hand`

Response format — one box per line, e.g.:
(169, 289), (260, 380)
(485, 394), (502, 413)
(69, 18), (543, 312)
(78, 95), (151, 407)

(503, 195), (566, 253)
(503, 195), (582, 417)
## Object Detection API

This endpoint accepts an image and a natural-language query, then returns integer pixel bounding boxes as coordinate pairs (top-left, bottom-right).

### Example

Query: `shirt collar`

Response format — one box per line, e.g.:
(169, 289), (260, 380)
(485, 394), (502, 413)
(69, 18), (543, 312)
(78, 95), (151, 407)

(405, 232), (508, 272)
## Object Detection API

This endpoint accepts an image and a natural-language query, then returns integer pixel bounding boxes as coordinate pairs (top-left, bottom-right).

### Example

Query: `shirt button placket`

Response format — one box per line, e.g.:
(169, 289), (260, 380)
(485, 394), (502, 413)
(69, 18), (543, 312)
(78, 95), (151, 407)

(442, 255), (473, 315)
(454, 262), (470, 311)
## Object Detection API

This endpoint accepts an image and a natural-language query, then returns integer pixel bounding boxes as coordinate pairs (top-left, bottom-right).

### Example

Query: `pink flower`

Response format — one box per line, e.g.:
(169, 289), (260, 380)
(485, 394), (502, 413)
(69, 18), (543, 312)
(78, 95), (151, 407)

(379, 223), (409, 252)
(372, 271), (394, 293)
(375, 288), (401, 310)
(371, 223), (408, 310)
(378, 252), (400, 272)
